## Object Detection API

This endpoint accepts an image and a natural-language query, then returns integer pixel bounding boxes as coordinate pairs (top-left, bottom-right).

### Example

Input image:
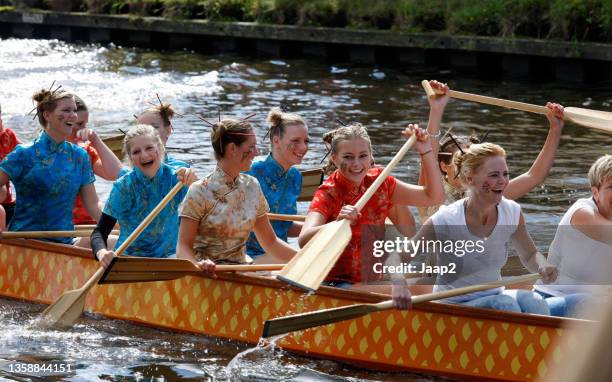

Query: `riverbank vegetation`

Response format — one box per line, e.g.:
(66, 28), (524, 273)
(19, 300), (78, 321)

(7, 0), (612, 43)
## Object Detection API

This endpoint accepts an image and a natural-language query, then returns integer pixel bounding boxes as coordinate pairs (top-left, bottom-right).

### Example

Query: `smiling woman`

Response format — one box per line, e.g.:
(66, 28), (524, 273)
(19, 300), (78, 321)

(245, 108), (310, 262)
(91, 124), (196, 267)
(0, 86), (100, 247)
(176, 117), (297, 274)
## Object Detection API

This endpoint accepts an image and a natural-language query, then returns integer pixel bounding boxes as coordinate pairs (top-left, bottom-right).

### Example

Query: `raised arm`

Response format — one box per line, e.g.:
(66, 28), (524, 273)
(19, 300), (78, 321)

(512, 213), (558, 283)
(505, 103), (563, 200)
(392, 126), (445, 207)
(79, 128), (123, 181)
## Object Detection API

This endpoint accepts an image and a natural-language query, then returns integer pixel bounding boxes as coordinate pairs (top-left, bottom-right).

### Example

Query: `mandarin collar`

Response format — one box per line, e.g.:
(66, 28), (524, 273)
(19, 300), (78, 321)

(264, 154), (287, 179)
(334, 169), (366, 197)
(133, 163), (165, 185)
(40, 131), (69, 154)
(212, 165), (239, 188)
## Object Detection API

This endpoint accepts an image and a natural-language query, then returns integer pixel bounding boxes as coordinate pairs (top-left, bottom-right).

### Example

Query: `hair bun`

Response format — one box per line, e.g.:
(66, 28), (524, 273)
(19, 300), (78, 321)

(267, 107), (283, 127)
(32, 89), (52, 104)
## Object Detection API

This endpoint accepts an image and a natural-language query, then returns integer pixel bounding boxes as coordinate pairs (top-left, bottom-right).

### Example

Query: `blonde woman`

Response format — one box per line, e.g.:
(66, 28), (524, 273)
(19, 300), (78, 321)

(392, 143), (557, 313)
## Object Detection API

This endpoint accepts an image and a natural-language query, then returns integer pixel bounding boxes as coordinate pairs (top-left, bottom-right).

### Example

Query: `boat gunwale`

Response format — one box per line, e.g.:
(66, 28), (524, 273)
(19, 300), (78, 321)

(0, 238), (594, 329)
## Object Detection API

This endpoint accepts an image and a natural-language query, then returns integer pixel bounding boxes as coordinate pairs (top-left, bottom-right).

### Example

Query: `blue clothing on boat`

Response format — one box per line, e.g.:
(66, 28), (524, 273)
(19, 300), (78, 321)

(0, 131), (95, 244)
(245, 154), (302, 257)
(104, 163), (187, 257)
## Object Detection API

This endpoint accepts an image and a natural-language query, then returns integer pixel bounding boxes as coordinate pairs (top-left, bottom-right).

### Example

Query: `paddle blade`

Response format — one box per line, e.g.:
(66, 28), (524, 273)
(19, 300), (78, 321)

(263, 302), (380, 338)
(276, 220), (352, 292)
(565, 107), (612, 133)
(38, 289), (87, 328)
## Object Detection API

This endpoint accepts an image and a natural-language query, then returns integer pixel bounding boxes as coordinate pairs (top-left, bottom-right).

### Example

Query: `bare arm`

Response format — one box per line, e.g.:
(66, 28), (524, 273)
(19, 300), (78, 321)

(512, 213), (558, 283)
(387, 205), (416, 237)
(176, 217), (200, 264)
(505, 103), (563, 200)
(392, 126), (445, 207)
(298, 211), (327, 247)
(418, 81), (449, 220)
(80, 183), (101, 222)
(287, 222), (303, 237)
(253, 215), (296, 262)
(0, 170), (9, 188)
(570, 207), (612, 245)
(85, 129), (123, 180)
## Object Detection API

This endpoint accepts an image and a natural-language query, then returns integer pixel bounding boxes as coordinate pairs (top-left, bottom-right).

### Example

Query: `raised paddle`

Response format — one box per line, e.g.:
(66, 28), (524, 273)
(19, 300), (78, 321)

(421, 80), (612, 134)
(99, 257), (284, 284)
(263, 273), (541, 337)
(276, 134), (418, 292)
(38, 182), (185, 328)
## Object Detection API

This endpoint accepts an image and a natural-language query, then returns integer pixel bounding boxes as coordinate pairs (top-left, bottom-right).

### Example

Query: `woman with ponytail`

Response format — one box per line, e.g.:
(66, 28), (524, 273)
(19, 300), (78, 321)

(177, 117), (296, 274)
(245, 108), (309, 261)
(0, 86), (100, 246)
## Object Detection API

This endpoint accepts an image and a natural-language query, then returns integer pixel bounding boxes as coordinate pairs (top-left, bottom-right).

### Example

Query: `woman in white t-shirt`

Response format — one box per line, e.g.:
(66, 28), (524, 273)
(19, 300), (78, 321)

(391, 142), (558, 313)
(534, 155), (612, 317)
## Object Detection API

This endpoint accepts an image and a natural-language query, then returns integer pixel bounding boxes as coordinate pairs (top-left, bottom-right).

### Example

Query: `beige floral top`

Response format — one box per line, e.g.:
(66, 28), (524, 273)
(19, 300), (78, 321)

(179, 166), (269, 264)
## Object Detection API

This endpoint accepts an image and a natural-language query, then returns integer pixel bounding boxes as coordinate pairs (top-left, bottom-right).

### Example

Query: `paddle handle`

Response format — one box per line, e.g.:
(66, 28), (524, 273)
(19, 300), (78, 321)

(354, 134), (417, 211)
(114, 182), (184, 256)
(1, 230), (94, 239)
(216, 264), (283, 272)
(373, 273), (542, 310)
(422, 80), (549, 115)
(267, 213), (306, 222)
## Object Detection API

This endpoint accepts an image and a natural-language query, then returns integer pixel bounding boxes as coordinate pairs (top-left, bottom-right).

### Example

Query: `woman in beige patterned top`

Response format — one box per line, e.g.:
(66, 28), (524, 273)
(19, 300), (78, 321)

(177, 117), (296, 274)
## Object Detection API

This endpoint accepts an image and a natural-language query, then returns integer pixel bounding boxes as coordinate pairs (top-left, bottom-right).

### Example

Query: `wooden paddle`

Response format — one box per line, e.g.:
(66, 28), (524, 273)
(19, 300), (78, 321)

(267, 213), (306, 222)
(263, 273), (541, 337)
(99, 257), (284, 284)
(38, 182), (184, 328)
(0, 229), (120, 239)
(1, 230), (95, 239)
(276, 134), (418, 292)
(421, 80), (612, 134)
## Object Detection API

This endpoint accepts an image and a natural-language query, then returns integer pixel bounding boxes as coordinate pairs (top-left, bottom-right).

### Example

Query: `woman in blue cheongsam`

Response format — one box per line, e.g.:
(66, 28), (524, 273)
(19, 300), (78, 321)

(91, 124), (196, 267)
(0, 87), (101, 246)
(245, 108), (309, 262)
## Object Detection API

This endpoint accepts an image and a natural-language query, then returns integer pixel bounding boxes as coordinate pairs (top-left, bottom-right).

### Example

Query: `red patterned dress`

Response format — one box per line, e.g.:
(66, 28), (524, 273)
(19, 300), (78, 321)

(72, 142), (100, 225)
(309, 167), (396, 283)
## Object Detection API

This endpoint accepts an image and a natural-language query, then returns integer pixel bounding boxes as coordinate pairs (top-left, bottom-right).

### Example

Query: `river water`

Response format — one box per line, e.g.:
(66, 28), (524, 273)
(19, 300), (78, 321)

(0, 37), (610, 381)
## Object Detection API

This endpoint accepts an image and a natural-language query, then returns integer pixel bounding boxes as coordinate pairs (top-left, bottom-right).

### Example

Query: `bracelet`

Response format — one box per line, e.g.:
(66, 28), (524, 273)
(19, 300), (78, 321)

(419, 149), (433, 156)
(428, 130), (441, 139)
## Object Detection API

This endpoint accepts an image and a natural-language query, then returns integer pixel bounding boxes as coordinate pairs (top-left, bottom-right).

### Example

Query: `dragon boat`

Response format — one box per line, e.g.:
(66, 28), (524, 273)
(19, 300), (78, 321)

(0, 238), (591, 381)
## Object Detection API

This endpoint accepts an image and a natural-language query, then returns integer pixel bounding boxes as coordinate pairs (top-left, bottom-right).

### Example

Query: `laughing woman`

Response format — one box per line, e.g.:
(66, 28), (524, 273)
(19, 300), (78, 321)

(0, 87), (101, 246)
(245, 108), (309, 262)
(91, 125), (196, 267)
(298, 123), (444, 294)
(177, 117), (296, 273)
(136, 100), (189, 169)
(391, 142), (558, 313)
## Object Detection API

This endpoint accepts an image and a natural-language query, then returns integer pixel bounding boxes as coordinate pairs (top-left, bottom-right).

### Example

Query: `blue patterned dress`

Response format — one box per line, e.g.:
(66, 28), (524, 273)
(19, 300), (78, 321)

(104, 163), (187, 257)
(245, 154), (302, 257)
(0, 132), (95, 244)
